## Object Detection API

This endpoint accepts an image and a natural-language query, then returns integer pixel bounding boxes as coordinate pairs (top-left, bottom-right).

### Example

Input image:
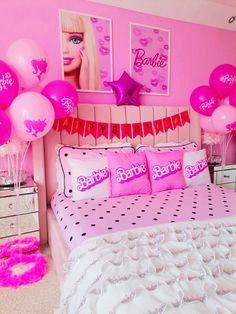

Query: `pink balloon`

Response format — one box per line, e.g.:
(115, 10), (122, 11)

(0, 60), (19, 110)
(209, 64), (236, 98)
(199, 115), (217, 133)
(42, 80), (78, 119)
(6, 38), (48, 89)
(211, 105), (236, 134)
(107, 71), (142, 106)
(229, 86), (236, 107)
(8, 92), (55, 141)
(0, 109), (11, 145)
(190, 85), (219, 116)
(220, 96), (231, 106)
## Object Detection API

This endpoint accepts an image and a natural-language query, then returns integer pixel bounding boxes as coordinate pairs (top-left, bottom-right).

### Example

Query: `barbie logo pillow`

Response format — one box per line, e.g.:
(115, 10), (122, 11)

(68, 157), (110, 201)
(145, 150), (186, 193)
(58, 143), (134, 197)
(106, 152), (151, 197)
(183, 149), (211, 186)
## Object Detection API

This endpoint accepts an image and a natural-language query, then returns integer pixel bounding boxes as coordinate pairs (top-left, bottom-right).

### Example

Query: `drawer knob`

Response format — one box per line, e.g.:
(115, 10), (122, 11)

(223, 175), (230, 178)
(8, 203), (14, 209)
(10, 223), (15, 229)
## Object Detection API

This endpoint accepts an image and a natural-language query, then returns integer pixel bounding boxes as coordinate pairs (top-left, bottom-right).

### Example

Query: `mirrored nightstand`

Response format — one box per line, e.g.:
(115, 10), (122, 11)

(209, 163), (236, 191)
(0, 177), (39, 242)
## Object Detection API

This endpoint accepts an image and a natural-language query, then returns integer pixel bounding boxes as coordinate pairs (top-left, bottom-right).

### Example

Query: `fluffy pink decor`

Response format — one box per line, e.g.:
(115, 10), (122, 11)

(0, 253), (47, 288)
(202, 132), (222, 145)
(0, 236), (40, 258)
(0, 236), (47, 288)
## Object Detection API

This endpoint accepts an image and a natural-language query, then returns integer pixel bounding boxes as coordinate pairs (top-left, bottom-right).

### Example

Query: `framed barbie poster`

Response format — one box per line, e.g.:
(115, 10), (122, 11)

(59, 9), (113, 92)
(130, 22), (170, 95)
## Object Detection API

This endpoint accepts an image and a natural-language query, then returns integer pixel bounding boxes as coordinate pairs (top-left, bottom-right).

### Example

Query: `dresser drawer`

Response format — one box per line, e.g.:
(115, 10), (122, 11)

(0, 213), (39, 238)
(0, 193), (38, 218)
(0, 231), (39, 244)
(216, 169), (236, 184)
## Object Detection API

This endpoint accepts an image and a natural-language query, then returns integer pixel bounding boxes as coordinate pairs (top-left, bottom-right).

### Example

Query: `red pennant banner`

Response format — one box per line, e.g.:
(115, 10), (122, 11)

(180, 110), (190, 126)
(52, 119), (60, 132)
(121, 123), (132, 138)
(110, 123), (120, 139)
(143, 121), (154, 136)
(84, 120), (97, 137)
(70, 118), (85, 135)
(132, 122), (143, 138)
(53, 110), (191, 139)
(163, 117), (174, 132)
(97, 122), (109, 139)
(171, 113), (182, 129)
(154, 119), (164, 134)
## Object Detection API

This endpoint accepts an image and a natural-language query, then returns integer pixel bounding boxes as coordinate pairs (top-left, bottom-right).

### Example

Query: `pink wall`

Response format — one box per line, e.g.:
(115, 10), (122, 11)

(0, 0), (235, 168)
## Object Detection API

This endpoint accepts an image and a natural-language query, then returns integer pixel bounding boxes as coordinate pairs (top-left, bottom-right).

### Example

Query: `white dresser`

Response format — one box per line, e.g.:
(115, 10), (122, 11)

(0, 177), (39, 242)
(209, 163), (236, 191)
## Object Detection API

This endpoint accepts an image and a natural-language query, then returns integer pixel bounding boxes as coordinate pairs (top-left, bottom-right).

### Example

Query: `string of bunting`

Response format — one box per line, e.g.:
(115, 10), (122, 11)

(52, 110), (190, 139)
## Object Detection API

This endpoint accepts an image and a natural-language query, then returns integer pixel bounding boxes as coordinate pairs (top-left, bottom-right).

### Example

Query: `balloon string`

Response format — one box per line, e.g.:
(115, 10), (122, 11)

(221, 132), (233, 168)
(7, 141), (31, 236)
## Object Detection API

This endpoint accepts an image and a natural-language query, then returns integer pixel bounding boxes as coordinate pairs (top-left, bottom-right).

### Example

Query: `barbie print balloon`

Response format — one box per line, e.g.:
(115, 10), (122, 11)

(209, 64), (236, 98)
(6, 38), (48, 89)
(8, 92), (55, 141)
(0, 60), (19, 110)
(190, 85), (219, 116)
(42, 80), (78, 119)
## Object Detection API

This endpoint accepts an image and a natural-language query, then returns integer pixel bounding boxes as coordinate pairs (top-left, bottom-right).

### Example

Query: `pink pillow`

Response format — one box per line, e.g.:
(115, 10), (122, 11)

(145, 150), (186, 193)
(106, 152), (151, 197)
(183, 149), (211, 186)
(58, 144), (134, 197)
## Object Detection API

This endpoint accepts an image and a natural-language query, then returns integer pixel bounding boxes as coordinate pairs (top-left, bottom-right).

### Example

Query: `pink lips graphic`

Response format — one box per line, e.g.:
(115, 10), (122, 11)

(64, 58), (73, 66)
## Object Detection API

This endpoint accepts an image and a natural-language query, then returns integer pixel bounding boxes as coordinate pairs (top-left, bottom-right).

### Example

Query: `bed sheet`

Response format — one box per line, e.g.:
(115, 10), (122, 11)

(50, 184), (236, 251)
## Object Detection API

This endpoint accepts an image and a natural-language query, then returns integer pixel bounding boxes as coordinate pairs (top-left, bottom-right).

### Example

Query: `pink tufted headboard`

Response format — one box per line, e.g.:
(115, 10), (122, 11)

(32, 103), (200, 243)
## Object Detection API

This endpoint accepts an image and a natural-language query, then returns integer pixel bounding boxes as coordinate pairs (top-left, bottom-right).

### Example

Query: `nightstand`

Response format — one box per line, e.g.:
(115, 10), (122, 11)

(0, 177), (39, 242)
(209, 163), (236, 191)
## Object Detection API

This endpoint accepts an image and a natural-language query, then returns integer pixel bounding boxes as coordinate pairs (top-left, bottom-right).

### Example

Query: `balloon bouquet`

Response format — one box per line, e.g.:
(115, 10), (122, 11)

(0, 38), (78, 288)
(190, 64), (236, 165)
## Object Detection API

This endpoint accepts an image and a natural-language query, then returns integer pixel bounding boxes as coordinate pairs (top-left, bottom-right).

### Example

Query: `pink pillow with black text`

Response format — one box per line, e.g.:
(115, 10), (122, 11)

(183, 149), (211, 186)
(106, 151), (151, 197)
(145, 150), (186, 193)
(68, 157), (110, 201)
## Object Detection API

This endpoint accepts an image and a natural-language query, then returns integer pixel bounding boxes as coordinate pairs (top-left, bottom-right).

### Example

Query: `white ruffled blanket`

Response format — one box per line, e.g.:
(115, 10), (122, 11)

(56, 217), (236, 314)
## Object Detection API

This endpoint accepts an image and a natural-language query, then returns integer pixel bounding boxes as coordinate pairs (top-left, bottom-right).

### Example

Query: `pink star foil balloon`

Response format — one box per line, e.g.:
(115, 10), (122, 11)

(108, 71), (142, 106)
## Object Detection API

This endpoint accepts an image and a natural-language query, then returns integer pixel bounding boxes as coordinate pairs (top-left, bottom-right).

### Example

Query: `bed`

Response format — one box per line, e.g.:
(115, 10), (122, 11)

(35, 104), (236, 314)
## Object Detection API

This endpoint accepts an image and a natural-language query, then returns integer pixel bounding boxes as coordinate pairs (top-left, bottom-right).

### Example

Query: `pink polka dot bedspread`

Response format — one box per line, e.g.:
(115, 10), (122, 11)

(50, 184), (236, 251)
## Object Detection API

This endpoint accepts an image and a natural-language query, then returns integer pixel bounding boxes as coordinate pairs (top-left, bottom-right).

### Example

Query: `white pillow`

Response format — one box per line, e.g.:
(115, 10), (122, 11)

(55, 142), (134, 197)
(68, 157), (111, 201)
(135, 142), (198, 153)
(183, 149), (211, 186)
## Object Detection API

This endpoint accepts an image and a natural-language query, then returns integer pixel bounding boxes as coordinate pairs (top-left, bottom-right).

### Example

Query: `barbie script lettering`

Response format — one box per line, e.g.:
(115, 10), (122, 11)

(116, 163), (147, 183)
(134, 49), (167, 69)
(0, 72), (14, 91)
(152, 160), (182, 180)
(77, 168), (109, 192)
(221, 75), (236, 85)
(185, 159), (208, 179)
(200, 97), (215, 110)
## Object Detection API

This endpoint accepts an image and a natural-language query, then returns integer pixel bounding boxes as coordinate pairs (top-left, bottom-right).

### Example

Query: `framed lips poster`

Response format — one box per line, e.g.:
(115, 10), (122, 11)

(59, 9), (113, 92)
(130, 22), (170, 95)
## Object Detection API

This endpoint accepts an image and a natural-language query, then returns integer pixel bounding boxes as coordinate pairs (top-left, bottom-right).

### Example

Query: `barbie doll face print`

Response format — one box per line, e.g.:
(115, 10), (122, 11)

(60, 10), (113, 92)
